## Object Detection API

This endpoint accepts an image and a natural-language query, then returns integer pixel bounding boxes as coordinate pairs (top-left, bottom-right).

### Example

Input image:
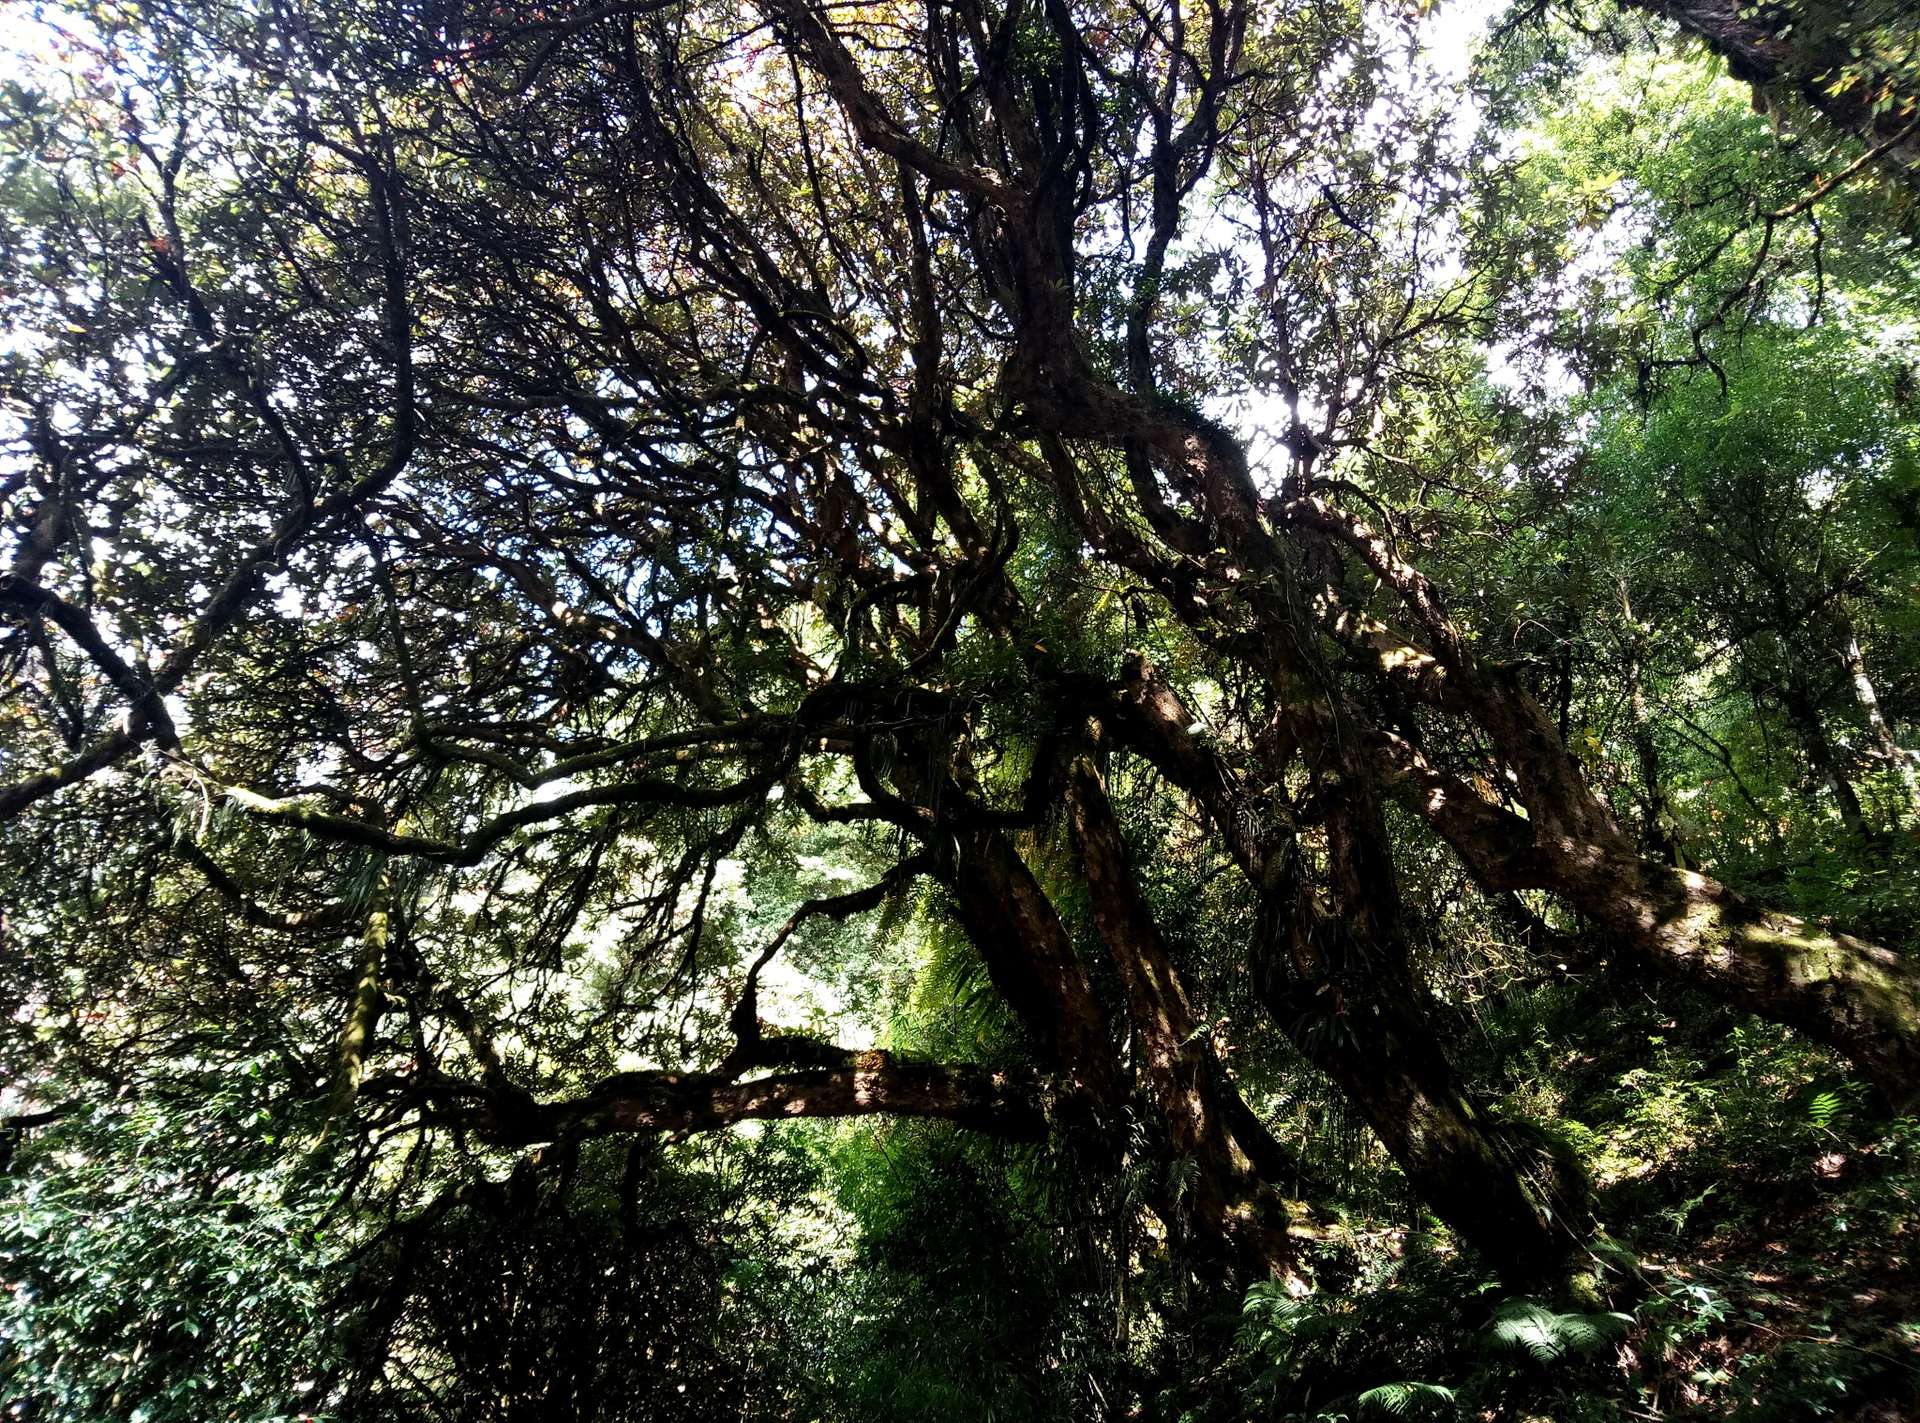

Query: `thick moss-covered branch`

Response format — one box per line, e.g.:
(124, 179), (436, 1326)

(327, 888), (393, 1121)
(1374, 728), (1920, 1109)
(460, 1054), (1053, 1146)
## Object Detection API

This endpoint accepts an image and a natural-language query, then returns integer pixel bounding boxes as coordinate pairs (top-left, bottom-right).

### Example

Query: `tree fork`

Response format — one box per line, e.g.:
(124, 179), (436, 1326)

(1280, 492), (1920, 1110)
(1090, 657), (1587, 1282)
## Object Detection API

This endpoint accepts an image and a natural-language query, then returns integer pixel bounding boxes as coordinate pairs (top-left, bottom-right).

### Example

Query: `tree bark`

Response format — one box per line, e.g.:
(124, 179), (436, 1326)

(1553, 845), (1920, 1106)
(769, 2), (1920, 1126)
(1778, 659), (1871, 836)
(1267, 777), (1583, 1287)
(1371, 725), (1920, 1110)
(1614, 0), (1920, 188)
(1841, 619), (1920, 820)
(942, 825), (1125, 1108)
(327, 886), (393, 1121)
(1090, 660), (1582, 1284)
(1063, 742), (1303, 1279)
(469, 1055), (1053, 1145)
(1275, 493), (1920, 1107)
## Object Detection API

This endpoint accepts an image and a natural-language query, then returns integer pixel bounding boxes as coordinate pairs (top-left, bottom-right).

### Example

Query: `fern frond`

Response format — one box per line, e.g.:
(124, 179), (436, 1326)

(1355, 1381), (1456, 1418)
(1486, 1298), (1632, 1363)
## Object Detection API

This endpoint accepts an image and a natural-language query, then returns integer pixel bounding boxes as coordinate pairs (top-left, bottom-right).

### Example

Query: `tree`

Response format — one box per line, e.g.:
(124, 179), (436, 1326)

(3, 0), (1918, 1416)
(1611, 0), (1920, 188)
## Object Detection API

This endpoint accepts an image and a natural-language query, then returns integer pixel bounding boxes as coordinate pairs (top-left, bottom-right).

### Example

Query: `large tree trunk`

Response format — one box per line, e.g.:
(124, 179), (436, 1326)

(1062, 744), (1304, 1280)
(1091, 662), (1582, 1284)
(1266, 778), (1584, 1288)
(1551, 841), (1920, 1105)
(922, 766), (1305, 1280)
(1276, 483), (1920, 1108)
(774, 3), (1920, 1134)
(943, 825), (1125, 1108)
(1369, 721), (1920, 1110)
(470, 1056), (1054, 1145)
(1777, 659), (1871, 837)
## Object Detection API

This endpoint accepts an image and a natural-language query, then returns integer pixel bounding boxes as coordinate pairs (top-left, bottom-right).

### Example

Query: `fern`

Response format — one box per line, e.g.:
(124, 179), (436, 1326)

(1587, 1234), (1639, 1276)
(1485, 1298), (1633, 1363)
(1807, 1089), (1843, 1129)
(1355, 1380), (1457, 1418)
(1165, 1154), (1200, 1205)
(1237, 1283), (1343, 1357)
(908, 918), (1006, 1049)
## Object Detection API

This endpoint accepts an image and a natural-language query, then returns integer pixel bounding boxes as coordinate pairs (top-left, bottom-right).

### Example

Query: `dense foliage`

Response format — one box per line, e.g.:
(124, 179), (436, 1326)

(2, 0), (1918, 1417)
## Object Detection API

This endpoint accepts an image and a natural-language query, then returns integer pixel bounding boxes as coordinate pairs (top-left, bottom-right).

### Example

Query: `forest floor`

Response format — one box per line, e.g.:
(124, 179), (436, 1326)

(1525, 978), (1920, 1421)
(1237, 975), (1920, 1422)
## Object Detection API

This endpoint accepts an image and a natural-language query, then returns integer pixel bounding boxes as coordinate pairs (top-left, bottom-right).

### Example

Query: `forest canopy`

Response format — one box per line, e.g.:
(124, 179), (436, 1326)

(2, 0), (1919, 1417)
